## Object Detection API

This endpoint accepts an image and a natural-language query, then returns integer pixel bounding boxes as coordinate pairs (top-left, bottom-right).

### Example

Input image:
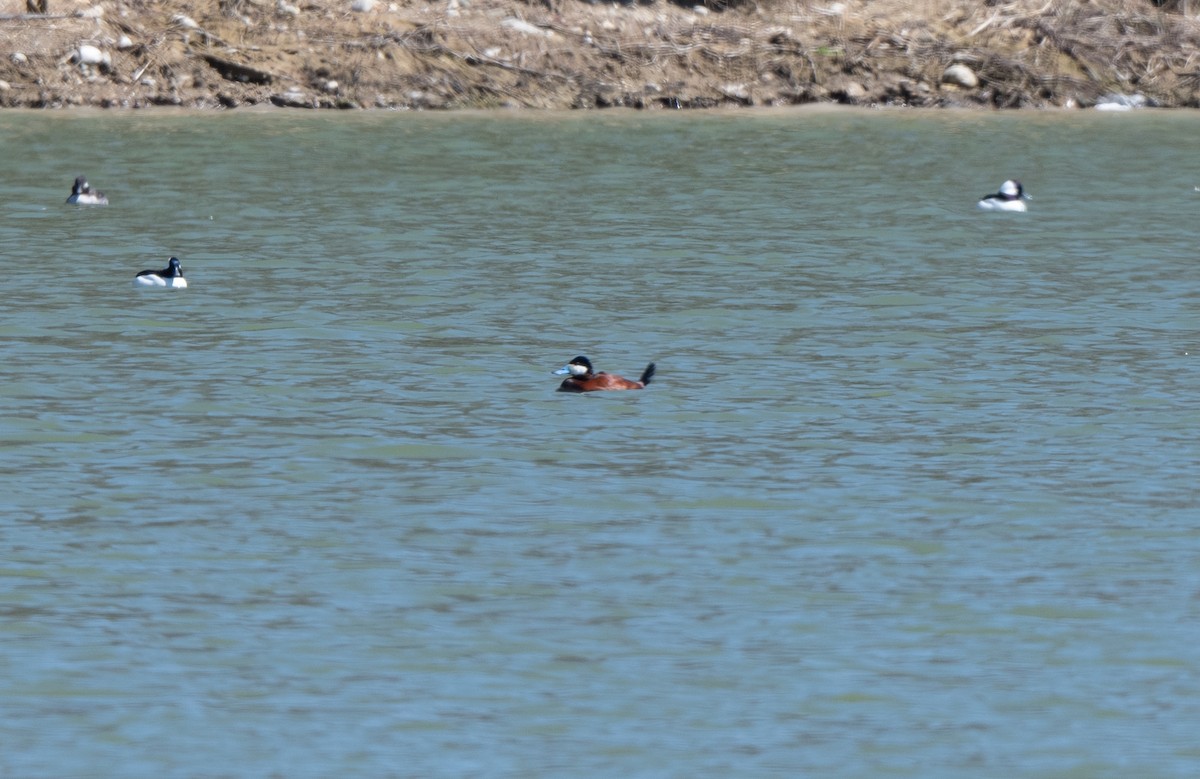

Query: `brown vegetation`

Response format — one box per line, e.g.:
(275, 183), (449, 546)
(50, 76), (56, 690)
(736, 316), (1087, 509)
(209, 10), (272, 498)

(1, 0), (1199, 109)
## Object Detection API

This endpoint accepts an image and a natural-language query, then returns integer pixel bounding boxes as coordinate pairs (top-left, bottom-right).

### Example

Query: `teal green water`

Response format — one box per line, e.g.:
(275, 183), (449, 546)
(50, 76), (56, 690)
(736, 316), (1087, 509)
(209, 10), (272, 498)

(1, 108), (1199, 777)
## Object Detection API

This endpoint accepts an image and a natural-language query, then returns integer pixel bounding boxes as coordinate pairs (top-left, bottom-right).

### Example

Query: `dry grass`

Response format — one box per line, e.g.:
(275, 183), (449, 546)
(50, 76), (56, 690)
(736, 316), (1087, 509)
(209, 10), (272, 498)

(1, 0), (1199, 109)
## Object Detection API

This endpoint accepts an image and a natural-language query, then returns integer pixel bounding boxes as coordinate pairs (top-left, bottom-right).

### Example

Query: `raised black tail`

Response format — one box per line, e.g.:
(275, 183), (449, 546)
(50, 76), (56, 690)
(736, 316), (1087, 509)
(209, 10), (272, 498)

(640, 362), (656, 386)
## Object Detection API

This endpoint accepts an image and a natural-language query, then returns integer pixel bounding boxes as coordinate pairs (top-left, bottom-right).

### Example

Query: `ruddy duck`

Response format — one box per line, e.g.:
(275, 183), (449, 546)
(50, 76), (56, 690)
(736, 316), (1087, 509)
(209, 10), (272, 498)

(134, 257), (188, 289)
(977, 179), (1029, 212)
(66, 175), (108, 205)
(554, 355), (655, 392)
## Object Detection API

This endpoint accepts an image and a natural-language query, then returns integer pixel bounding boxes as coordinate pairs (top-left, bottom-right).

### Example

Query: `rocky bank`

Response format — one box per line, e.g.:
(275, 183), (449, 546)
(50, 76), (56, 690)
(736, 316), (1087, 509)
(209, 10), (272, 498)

(2, 0), (1199, 110)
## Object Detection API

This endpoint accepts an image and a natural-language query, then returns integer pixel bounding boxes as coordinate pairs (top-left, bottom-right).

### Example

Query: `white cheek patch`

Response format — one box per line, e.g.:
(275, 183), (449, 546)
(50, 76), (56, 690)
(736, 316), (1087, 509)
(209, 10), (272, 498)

(569, 363), (589, 376)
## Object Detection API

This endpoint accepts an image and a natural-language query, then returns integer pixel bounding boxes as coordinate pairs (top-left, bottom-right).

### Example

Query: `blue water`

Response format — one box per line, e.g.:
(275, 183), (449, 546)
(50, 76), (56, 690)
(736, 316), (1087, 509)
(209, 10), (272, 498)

(1, 108), (1198, 777)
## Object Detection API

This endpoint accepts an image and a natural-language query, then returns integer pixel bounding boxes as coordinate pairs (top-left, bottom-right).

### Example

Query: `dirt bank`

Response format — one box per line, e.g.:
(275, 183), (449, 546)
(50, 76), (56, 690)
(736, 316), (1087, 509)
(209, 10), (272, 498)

(2, 0), (1199, 110)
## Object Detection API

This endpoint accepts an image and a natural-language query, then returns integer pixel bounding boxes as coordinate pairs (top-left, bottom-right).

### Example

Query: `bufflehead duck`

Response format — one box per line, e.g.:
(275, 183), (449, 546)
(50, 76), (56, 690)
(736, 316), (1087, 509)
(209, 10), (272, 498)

(66, 175), (108, 205)
(977, 179), (1029, 212)
(134, 257), (188, 289)
(554, 355), (656, 393)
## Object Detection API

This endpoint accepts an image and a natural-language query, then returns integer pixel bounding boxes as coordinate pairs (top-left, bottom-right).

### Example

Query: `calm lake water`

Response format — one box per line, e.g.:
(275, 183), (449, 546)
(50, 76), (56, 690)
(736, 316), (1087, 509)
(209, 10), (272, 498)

(1, 107), (1198, 777)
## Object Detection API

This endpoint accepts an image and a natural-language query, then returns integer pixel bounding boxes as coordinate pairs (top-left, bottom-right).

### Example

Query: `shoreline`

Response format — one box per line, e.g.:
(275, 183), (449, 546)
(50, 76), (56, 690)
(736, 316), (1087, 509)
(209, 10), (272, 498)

(2, 0), (1198, 112)
(7, 102), (1199, 119)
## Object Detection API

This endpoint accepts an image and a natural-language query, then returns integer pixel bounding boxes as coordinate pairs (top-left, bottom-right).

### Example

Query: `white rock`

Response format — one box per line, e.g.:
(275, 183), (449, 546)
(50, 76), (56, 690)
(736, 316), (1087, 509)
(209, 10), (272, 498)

(941, 63), (978, 89)
(350, 0), (375, 11)
(76, 45), (108, 65)
(0, 80), (10, 91)
(840, 81), (867, 101)
(278, 0), (300, 14)
(500, 17), (550, 37)
(117, 35), (133, 49)
(172, 14), (199, 29)
(323, 80), (339, 92)
(1095, 93), (1146, 111)
(721, 83), (750, 101)
(11, 52), (28, 64)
